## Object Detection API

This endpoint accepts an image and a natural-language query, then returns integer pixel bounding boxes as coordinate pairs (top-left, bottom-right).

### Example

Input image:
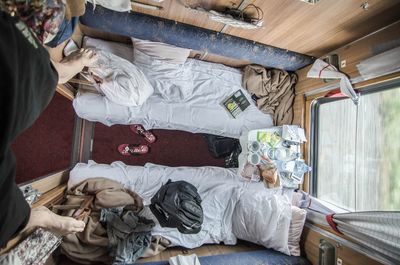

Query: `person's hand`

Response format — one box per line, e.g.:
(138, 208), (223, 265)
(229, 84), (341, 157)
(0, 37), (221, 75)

(54, 48), (99, 84)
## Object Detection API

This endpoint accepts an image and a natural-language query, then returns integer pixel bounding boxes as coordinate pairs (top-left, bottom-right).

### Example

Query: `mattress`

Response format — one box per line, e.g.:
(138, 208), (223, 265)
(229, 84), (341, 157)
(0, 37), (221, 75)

(73, 37), (273, 138)
(69, 161), (292, 250)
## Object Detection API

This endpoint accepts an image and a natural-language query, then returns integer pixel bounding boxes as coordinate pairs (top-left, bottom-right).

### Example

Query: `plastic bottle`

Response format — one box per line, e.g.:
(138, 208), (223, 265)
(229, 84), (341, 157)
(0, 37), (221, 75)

(267, 147), (299, 161)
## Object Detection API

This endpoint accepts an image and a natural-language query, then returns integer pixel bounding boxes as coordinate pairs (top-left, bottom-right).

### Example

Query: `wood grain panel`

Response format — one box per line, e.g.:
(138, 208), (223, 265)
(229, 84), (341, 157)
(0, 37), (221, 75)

(203, 52), (250, 68)
(137, 241), (264, 263)
(130, 0), (400, 57)
(56, 84), (76, 101)
(131, 0), (242, 32)
(295, 20), (400, 95)
(222, 0), (400, 56)
(292, 93), (305, 127)
(301, 225), (383, 265)
(19, 169), (70, 194)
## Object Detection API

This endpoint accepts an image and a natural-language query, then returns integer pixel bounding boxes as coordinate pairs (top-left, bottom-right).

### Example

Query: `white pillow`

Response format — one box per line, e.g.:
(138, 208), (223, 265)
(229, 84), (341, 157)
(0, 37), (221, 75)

(232, 187), (292, 255)
(132, 48), (194, 102)
(89, 50), (154, 106)
(131, 37), (190, 64)
(288, 206), (307, 256)
(83, 36), (133, 62)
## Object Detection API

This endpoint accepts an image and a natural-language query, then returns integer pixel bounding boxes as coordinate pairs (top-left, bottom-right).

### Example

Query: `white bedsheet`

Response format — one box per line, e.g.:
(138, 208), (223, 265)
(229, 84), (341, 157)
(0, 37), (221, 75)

(73, 37), (273, 138)
(68, 161), (292, 251)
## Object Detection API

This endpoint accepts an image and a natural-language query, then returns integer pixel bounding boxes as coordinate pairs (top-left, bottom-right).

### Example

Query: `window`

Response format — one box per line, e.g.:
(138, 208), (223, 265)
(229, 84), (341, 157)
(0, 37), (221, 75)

(310, 80), (400, 212)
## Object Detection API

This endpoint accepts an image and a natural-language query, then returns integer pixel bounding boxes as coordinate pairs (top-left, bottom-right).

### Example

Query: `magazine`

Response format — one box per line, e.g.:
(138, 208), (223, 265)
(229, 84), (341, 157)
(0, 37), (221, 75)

(221, 90), (251, 118)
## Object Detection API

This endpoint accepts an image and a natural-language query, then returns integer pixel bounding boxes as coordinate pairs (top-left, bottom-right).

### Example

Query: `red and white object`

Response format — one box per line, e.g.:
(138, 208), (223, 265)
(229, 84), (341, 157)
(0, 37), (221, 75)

(307, 59), (359, 104)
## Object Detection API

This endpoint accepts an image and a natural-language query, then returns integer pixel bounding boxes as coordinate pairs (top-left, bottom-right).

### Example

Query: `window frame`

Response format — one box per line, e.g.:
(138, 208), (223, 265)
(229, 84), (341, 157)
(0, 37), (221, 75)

(309, 78), (400, 203)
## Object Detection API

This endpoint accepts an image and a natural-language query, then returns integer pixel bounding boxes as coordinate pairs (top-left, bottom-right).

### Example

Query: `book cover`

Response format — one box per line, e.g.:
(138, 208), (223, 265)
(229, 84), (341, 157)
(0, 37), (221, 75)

(221, 90), (251, 118)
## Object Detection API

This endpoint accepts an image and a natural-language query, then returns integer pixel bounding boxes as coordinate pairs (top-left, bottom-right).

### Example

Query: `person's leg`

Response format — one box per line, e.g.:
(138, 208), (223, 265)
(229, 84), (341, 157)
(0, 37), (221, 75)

(23, 206), (85, 235)
(52, 48), (98, 84)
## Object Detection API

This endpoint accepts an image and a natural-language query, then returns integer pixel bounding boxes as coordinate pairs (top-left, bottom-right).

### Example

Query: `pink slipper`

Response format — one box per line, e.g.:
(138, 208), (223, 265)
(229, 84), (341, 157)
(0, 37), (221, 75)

(130, 124), (156, 143)
(118, 144), (149, 156)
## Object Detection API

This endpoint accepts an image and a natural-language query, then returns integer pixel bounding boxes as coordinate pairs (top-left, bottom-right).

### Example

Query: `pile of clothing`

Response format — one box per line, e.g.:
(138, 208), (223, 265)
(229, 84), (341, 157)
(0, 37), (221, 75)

(60, 177), (203, 264)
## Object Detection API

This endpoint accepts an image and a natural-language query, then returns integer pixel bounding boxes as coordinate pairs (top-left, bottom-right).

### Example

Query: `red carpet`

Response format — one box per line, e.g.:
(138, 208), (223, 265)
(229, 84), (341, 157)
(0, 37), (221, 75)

(12, 93), (75, 184)
(92, 124), (226, 167)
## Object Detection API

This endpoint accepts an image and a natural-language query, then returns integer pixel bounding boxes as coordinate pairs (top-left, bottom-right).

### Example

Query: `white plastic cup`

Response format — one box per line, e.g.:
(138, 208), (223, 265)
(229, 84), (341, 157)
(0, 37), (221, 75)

(249, 153), (261, 165)
(248, 141), (260, 152)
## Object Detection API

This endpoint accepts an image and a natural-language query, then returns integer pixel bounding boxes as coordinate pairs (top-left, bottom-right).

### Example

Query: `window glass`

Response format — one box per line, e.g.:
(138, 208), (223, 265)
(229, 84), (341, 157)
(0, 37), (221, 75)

(317, 99), (357, 211)
(314, 84), (400, 211)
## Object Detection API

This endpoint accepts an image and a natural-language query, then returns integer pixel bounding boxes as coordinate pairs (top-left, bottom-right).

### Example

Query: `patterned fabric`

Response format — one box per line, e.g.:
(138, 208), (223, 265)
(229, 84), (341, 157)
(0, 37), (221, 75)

(0, 228), (61, 265)
(20, 186), (41, 205)
(0, 0), (66, 43)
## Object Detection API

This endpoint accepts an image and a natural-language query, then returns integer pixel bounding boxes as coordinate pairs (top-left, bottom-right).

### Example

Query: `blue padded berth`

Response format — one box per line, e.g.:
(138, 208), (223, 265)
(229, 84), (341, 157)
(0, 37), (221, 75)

(134, 250), (311, 265)
(80, 3), (314, 71)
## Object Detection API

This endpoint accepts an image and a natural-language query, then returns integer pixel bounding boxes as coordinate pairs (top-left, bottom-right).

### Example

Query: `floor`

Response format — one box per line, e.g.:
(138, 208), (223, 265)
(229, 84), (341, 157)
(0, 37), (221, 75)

(91, 124), (226, 168)
(12, 93), (75, 184)
(58, 241), (264, 264)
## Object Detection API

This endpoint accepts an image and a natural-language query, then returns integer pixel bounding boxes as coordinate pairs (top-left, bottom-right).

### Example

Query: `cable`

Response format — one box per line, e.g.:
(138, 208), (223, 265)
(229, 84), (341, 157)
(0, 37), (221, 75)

(241, 4), (264, 23)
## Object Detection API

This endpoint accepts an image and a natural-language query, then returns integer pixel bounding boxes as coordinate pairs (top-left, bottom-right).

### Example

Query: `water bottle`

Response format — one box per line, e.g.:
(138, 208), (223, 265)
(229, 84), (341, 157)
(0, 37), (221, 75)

(267, 147), (299, 161)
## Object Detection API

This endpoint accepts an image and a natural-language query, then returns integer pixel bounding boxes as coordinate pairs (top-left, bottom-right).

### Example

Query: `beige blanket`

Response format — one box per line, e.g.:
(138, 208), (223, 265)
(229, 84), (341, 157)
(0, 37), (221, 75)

(60, 178), (170, 264)
(242, 65), (297, 126)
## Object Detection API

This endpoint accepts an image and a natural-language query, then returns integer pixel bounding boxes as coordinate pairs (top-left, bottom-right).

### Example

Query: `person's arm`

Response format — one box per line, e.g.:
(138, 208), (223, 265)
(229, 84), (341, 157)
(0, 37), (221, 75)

(51, 48), (97, 84)
(0, 152), (31, 247)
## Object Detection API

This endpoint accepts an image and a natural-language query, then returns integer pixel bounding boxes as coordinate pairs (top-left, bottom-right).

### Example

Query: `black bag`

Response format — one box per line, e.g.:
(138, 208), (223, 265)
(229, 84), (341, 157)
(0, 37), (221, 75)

(203, 134), (240, 158)
(150, 180), (203, 234)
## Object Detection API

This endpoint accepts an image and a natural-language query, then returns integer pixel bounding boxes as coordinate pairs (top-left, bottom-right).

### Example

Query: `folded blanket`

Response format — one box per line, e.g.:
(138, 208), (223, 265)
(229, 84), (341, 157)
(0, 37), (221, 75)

(242, 65), (297, 126)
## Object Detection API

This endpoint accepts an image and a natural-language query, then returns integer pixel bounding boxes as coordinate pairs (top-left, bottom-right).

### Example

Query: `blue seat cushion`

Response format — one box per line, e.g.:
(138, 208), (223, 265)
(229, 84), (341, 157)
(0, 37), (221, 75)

(134, 249), (310, 265)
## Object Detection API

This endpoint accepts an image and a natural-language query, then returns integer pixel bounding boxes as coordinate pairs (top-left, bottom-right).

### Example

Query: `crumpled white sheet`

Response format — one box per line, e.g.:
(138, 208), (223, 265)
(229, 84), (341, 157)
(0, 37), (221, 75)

(73, 37), (273, 138)
(68, 161), (293, 255)
(307, 59), (359, 104)
(88, 50), (154, 107)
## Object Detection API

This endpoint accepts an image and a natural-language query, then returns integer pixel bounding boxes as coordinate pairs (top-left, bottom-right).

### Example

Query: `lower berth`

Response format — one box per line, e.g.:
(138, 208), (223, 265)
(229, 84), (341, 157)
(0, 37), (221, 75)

(73, 37), (274, 138)
(67, 161), (307, 263)
(139, 249), (310, 265)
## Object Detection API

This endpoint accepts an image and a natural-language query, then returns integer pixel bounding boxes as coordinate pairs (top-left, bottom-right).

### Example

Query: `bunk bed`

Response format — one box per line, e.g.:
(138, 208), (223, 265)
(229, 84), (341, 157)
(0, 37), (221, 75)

(72, 37), (274, 139)
(67, 160), (308, 261)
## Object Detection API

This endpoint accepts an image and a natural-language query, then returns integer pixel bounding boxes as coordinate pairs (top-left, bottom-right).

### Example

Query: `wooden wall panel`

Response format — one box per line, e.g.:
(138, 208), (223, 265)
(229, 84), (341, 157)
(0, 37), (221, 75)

(293, 20), (400, 191)
(301, 225), (383, 265)
(226, 0), (400, 57)
(131, 0), (242, 31)
(295, 20), (400, 95)
(131, 0), (400, 57)
(137, 242), (264, 263)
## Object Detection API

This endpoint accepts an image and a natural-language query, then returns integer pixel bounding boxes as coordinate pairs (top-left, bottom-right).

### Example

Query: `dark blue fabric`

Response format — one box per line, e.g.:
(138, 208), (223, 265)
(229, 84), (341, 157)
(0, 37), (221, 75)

(46, 16), (78, 48)
(134, 250), (311, 265)
(80, 3), (314, 71)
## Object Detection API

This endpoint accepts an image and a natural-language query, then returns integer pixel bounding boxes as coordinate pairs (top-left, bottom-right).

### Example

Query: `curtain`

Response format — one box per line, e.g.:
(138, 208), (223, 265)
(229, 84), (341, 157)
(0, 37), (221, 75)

(294, 190), (400, 263)
(327, 211), (400, 262)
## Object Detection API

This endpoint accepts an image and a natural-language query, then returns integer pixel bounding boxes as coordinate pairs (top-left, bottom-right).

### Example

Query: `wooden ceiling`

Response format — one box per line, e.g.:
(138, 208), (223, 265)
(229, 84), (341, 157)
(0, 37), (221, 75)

(132, 0), (400, 57)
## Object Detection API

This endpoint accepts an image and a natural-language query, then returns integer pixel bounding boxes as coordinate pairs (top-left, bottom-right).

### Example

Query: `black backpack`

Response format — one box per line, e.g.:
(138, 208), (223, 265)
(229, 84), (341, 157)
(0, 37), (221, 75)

(150, 180), (203, 234)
